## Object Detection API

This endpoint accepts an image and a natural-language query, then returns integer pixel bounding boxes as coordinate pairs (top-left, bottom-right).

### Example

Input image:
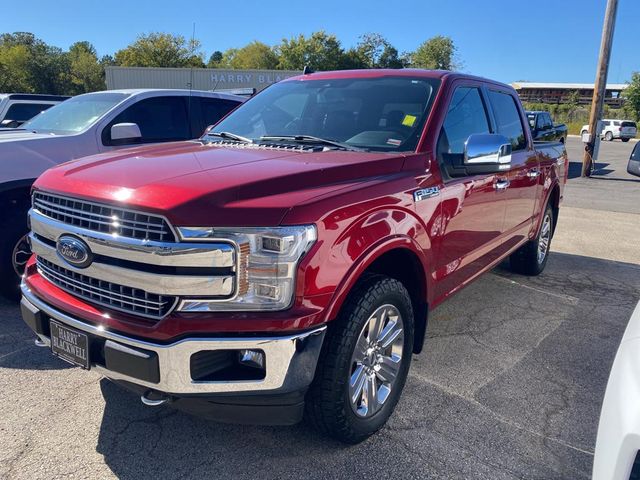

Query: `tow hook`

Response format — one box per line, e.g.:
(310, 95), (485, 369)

(140, 389), (171, 407)
(34, 337), (47, 347)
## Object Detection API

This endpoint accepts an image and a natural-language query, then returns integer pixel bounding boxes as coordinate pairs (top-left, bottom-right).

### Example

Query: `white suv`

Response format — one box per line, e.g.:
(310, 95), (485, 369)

(0, 94), (69, 128)
(581, 119), (637, 142)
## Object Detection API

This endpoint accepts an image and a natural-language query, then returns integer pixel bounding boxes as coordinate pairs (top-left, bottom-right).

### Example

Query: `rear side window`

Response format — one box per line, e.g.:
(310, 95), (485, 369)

(438, 87), (490, 156)
(488, 90), (527, 150)
(103, 96), (190, 145)
(5, 102), (53, 122)
(200, 98), (241, 128)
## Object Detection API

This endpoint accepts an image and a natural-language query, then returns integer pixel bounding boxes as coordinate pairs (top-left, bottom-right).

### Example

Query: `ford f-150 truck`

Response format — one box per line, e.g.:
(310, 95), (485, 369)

(526, 111), (567, 143)
(19, 70), (567, 443)
(0, 89), (244, 299)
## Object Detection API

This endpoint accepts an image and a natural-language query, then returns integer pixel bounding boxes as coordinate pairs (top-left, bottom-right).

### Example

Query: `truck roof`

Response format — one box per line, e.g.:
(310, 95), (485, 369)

(283, 69), (516, 91)
(0, 93), (70, 101)
(103, 88), (245, 102)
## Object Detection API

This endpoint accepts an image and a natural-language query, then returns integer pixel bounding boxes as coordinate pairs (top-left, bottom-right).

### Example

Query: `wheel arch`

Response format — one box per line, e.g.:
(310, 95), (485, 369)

(322, 238), (430, 354)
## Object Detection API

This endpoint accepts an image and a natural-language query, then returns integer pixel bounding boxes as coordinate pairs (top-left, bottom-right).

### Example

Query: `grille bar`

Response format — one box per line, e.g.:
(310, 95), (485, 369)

(33, 192), (175, 242)
(37, 257), (177, 320)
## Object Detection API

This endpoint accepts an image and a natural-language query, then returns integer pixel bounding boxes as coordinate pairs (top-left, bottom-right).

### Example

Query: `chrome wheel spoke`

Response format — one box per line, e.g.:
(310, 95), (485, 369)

(364, 374), (378, 415)
(376, 354), (401, 383)
(378, 319), (403, 349)
(350, 365), (367, 403)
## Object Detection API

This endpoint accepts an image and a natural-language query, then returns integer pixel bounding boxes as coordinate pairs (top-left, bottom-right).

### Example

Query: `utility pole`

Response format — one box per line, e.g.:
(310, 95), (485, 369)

(583, 0), (619, 177)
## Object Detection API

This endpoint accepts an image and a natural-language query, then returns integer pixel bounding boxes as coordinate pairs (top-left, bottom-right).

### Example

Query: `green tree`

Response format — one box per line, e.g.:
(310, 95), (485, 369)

(114, 32), (204, 68)
(623, 72), (640, 121)
(355, 33), (404, 69)
(227, 41), (278, 69)
(277, 31), (345, 71)
(207, 50), (223, 68)
(0, 32), (69, 94)
(67, 41), (106, 93)
(410, 35), (458, 70)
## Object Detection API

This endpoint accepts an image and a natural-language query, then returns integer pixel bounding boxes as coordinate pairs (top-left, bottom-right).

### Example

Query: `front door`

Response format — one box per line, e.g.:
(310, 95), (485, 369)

(432, 84), (507, 301)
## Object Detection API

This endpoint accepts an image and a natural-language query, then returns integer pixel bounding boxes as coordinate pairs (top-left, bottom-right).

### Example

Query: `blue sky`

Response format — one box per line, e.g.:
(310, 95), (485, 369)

(4, 0), (639, 84)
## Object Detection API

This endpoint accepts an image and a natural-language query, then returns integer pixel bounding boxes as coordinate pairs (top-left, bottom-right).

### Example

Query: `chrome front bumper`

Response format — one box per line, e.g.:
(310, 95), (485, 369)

(21, 284), (326, 396)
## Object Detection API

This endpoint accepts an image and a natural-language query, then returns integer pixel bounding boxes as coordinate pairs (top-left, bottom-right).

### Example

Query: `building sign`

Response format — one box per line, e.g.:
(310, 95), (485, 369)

(106, 66), (301, 92)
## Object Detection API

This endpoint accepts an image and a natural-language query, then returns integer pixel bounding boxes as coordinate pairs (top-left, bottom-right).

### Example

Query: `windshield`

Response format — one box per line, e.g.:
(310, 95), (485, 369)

(22, 92), (129, 134)
(208, 76), (440, 152)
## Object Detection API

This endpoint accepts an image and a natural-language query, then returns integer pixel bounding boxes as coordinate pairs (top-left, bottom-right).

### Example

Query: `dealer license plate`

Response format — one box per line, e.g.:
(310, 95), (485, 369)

(50, 320), (90, 369)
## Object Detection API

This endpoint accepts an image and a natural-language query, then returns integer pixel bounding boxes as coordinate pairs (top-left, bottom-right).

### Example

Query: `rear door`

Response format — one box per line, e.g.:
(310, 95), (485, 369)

(487, 89), (540, 246)
(432, 83), (507, 300)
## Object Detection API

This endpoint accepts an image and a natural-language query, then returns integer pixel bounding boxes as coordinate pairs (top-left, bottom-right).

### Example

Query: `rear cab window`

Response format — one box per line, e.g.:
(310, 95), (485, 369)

(5, 102), (54, 122)
(487, 90), (527, 151)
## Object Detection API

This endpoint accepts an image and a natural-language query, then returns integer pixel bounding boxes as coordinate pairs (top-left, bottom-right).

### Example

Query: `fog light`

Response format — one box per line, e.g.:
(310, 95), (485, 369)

(238, 349), (265, 369)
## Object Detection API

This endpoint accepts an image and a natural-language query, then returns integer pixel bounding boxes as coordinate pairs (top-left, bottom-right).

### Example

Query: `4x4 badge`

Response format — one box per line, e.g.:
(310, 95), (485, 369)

(413, 187), (440, 202)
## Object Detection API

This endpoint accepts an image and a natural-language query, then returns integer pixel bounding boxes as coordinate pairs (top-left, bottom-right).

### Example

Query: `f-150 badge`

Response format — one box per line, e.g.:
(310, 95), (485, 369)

(413, 187), (440, 202)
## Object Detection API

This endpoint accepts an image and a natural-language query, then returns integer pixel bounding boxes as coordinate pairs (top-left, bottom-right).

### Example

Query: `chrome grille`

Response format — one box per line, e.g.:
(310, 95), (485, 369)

(32, 192), (175, 242)
(36, 257), (177, 320)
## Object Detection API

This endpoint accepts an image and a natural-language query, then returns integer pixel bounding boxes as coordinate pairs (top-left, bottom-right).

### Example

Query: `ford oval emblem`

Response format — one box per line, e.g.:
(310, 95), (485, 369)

(56, 235), (93, 268)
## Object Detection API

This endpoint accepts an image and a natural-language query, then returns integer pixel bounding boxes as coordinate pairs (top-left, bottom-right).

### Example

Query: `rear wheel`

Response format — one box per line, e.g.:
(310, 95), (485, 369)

(621, 138), (630, 143)
(305, 275), (414, 443)
(605, 131), (614, 141)
(509, 204), (554, 276)
(0, 206), (30, 300)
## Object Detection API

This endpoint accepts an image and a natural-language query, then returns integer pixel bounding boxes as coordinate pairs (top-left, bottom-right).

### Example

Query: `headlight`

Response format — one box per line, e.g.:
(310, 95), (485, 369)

(176, 225), (317, 312)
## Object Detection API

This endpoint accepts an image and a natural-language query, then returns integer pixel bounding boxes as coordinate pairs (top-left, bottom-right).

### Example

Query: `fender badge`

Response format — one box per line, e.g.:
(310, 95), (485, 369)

(413, 187), (440, 202)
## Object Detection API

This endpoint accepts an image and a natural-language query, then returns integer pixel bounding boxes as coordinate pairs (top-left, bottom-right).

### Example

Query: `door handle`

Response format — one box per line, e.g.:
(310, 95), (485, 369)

(527, 168), (540, 179)
(494, 179), (510, 191)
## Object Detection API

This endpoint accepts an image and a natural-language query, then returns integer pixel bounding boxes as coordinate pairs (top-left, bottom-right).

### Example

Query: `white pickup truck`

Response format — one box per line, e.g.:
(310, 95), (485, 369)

(0, 89), (244, 299)
(0, 93), (69, 128)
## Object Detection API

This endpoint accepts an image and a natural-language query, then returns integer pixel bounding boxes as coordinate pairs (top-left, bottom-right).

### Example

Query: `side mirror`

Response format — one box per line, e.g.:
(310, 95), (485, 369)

(628, 143), (640, 177)
(463, 134), (512, 175)
(110, 123), (142, 144)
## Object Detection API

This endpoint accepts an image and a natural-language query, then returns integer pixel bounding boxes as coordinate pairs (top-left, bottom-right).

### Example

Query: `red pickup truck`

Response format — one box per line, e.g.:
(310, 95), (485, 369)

(19, 69), (567, 443)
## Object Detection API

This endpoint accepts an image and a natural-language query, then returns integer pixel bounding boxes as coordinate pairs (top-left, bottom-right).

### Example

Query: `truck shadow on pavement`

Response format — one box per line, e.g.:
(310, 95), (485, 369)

(0, 297), (73, 371)
(92, 251), (640, 480)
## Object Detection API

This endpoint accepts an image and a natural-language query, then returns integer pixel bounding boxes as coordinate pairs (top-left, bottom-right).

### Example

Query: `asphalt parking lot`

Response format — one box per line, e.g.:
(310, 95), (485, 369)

(1, 136), (639, 479)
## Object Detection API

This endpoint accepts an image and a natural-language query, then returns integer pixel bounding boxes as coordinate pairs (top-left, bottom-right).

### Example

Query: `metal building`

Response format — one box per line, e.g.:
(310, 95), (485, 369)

(105, 66), (301, 92)
(511, 81), (629, 107)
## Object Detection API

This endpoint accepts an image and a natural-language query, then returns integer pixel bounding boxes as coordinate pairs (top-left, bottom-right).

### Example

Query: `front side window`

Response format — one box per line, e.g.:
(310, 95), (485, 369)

(208, 76), (440, 152)
(438, 86), (490, 157)
(22, 93), (127, 134)
(488, 90), (527, 150)
(103, 96), (190, 145)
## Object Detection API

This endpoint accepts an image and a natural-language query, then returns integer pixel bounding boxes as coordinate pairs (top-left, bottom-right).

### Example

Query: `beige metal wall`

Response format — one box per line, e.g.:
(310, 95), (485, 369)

(105, 66), (301, 91)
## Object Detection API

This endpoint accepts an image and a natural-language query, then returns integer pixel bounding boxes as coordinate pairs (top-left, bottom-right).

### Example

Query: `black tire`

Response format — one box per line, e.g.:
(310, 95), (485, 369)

(621, 138), (630, 143)
(0, 204), (30, 300)
(605, 131), (614, 141)
(305, 275), (414, 443)
(509, 204), (554, 276)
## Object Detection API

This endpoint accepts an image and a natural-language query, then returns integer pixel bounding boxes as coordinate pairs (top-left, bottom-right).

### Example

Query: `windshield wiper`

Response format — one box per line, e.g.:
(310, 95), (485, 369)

(207, 131), (252, 143)
(260, 135), (364, 152)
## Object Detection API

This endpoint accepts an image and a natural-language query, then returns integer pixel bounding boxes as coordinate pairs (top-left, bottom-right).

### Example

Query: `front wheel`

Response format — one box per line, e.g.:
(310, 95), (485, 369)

(509, 204), (554, 276)
(621, 138), (630, 143)
(305, 275), (414, 443)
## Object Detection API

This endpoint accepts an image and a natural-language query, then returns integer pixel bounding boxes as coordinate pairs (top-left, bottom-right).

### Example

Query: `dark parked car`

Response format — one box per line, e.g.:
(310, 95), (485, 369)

(526, 111), (567, 143)
(628, 142), (640, 177)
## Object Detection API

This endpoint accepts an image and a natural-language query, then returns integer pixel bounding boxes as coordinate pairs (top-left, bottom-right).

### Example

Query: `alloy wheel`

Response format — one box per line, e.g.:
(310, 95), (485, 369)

(349, 304), (404, 418)
(12, 234), (31, 277)
(537, 214), (552, 264)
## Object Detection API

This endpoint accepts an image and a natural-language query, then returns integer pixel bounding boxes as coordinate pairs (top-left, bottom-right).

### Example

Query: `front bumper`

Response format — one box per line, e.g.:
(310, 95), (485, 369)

(20, 283), (326, 398)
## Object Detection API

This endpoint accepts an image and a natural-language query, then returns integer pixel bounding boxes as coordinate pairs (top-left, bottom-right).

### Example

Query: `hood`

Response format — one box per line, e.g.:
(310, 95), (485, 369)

(0, 129), (52, 141)
(0, 129), (92, 184)
(34, 141), (407, 227)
